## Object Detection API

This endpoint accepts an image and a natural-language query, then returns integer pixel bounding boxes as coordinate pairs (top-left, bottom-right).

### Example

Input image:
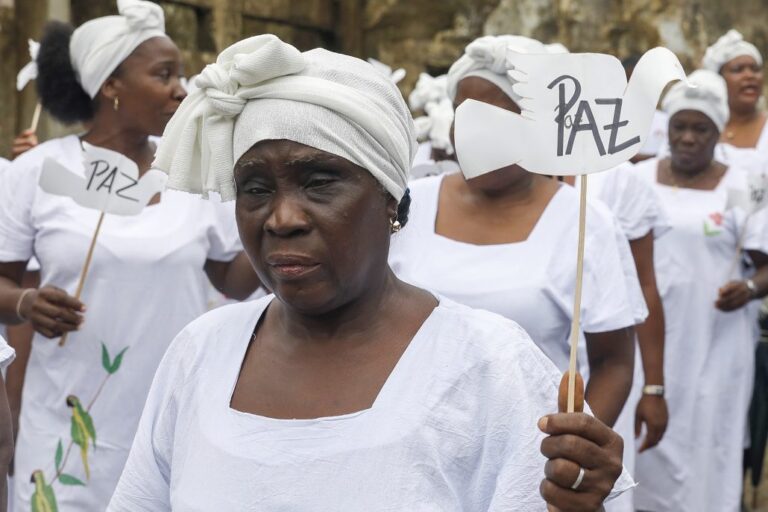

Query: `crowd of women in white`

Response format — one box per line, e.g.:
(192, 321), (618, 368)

(0, 1), (766, 511)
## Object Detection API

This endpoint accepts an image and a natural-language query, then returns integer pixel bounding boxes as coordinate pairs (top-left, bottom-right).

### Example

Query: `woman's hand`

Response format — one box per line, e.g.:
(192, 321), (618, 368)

(11, 130), (38, 160)
(19, 286), (85, 338)
(634, 394), (668, 452)
(715, 280), (752, 311)
(538, 412), (624, 512)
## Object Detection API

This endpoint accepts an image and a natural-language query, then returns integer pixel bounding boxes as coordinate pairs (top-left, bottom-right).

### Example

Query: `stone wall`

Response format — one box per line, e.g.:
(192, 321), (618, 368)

(2, 0), (767, 157)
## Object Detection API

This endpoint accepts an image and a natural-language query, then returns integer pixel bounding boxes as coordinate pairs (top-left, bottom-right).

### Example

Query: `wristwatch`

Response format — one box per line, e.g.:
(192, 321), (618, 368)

(746, 278), (758, 298)
(642, 385), (665, 397)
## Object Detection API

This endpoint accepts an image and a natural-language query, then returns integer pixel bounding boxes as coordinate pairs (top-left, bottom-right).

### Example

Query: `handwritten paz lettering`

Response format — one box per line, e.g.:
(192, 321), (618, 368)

(453, 48), (686, 178)
(39, 144), (167, 216)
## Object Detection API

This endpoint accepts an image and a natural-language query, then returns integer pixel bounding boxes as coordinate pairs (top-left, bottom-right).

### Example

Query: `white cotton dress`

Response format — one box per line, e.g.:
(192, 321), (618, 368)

(633, 158), (768, 512)
(578, 165), (669, 512)
(108, 295), (635, 511)
(0, 135), (243, 511)
(389, 175), (640, 372)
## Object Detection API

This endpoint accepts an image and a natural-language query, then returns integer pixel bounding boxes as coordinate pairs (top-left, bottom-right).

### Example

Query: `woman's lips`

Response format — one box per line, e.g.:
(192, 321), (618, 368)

(271, 263), (320, 278)
(266, 254), (320, 279)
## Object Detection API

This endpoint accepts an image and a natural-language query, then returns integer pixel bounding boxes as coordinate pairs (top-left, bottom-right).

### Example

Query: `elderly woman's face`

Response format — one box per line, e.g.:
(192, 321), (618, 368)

(234, 140), (396, 314)
(668, 110), (719, 172)
(721, 55), (763, 112)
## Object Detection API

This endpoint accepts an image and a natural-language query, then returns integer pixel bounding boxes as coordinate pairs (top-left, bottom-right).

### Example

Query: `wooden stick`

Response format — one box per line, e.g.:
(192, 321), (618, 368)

(566, 174), (588, 413)
(29, 102), (42, 133)
(59, 212), (105, 347)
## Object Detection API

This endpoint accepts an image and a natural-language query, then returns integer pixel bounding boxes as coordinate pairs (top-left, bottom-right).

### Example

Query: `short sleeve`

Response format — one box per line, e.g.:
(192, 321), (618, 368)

(580, 207), (640, 333)
(108, 329), (192, 511)
(0, 155), (39, 262)
(205, 195), (242, 262)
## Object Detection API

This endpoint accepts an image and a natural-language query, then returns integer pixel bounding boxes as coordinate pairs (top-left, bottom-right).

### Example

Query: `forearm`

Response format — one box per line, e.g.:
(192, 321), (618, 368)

(205, 253), (263, 301)
(0, 274), (28, 326)
(636, 285), (665, 386)
(585, 360), (634, 427)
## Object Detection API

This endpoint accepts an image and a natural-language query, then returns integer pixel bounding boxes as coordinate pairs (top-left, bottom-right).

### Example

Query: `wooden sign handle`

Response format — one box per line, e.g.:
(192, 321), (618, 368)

(29, 102), (42, 133)
(59, 212), (105, 347)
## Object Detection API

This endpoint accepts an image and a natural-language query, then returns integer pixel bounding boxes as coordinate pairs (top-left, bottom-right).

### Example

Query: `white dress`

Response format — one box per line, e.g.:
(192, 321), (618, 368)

(633, 158), (768, 512)
(0, 136), (243, 511)
(580, 166), (669, 512)
(108, 296), (634, 511)
(389, 175), (639, 371)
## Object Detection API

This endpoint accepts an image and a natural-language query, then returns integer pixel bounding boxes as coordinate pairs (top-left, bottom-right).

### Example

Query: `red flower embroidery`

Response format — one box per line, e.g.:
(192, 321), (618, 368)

(709, 212), (723, 226)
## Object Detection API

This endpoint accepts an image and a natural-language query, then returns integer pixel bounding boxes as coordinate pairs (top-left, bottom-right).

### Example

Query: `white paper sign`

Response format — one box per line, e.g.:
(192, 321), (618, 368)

(454, 47), (686, 178)
(727, 173), (768, 214)
(39, 145), (167, 216)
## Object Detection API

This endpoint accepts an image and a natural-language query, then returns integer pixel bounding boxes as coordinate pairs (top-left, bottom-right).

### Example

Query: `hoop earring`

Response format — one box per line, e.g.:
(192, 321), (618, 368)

(390, 217), (402, 233)
(113, 97), (119, 111)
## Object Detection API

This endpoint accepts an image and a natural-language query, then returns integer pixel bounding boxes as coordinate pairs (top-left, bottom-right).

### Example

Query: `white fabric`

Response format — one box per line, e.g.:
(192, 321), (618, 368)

(16, 39), (39, 91)
(703, 29), (763, 73)
(0, 336), (16, 371)
(0, 158), (9, 173)
(69, 0), (168, 98)
(633, 158), (768, 512)
(389, 175), (639, 371)
(420, 98), (454, 153)
(155, 34), (415, 202)
(408, 73), (448, 111)
(639, 110), (669, 156)
(446, 35), (547, 102)
(367, 58), (406, 85)
(662, 69), (729, 132)
(0, 135), (243, 511)
(108, 295), (634, 511)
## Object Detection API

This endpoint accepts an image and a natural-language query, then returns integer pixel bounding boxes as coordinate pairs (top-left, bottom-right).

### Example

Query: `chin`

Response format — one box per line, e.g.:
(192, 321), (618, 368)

(272, 282), (343, 317)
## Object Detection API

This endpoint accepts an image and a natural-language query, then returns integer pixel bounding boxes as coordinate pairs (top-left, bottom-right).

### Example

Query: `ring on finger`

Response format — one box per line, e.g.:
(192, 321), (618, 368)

(571, 467), (586, 490)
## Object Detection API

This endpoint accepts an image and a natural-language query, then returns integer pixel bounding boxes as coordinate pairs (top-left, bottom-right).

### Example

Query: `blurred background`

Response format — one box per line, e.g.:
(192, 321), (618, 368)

(1, 0), (767, 158)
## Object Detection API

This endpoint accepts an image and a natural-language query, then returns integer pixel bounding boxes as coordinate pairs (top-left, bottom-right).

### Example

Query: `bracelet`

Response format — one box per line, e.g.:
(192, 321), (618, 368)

(643, 384), (665, 397)
(746, 279), (758, 298)
(15, 288), (35, 321)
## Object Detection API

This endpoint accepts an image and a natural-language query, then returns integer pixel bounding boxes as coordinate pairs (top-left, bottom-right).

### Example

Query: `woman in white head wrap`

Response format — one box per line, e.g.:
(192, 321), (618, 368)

(703, 30), (767, 155)
(0, 1), (262, 509)
(632, 69), (768, 512)
(109, 34), (631, 512)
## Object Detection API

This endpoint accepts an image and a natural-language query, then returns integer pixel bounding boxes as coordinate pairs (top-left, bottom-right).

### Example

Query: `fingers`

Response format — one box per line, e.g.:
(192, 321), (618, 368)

(539, 412), (614, 447)
(540, 478), (606, 512)
(544, 458), (586, 489)
(40, 286), (85, 312)
(639, 422), (665, 453)
(541, 433), (604, 470)
(634, 408), (642, 439)
(29, 286), (85, 339)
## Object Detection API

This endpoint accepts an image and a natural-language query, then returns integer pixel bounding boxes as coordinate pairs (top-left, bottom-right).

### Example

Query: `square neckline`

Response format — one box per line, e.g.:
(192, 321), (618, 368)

(225, 296), (442, 426)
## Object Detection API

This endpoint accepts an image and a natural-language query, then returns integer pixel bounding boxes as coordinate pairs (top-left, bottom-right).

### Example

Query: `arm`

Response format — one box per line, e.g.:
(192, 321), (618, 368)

(584, 327), (635, 427)
(628, 233), (668, 452)
(204, 252), (263, 301)
(0, 374), (11, 512)
(716, 250), (768, 311)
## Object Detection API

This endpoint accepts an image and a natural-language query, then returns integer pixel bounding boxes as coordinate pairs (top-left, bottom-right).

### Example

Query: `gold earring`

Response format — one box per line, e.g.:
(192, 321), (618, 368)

(390, 217), (402, 233)
(113, 96), (119, 111)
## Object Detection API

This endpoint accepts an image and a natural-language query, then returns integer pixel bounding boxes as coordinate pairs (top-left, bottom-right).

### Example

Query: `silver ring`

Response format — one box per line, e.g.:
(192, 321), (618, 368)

(571, 467), (586, 490)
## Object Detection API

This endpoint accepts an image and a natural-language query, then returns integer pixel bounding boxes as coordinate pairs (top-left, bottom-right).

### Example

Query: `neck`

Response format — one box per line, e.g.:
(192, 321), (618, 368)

(728, 106), (761, 125)
(460, 168), (546, 205)
(669, 158), (713, 180)
(273, 266), (404, 348)
(82, 115), (153, 170)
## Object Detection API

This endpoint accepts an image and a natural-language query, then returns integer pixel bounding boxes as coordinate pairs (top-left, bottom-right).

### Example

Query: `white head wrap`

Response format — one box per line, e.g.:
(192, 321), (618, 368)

(409, 73), (454, 154)
(69, 0), (168, 98)
(409, 73), (449, 111)
(154, 34), (416, 202)
(703, 29), (763, 72)
(662, 69), (729, 132)
(16, 39), (40, 91)
(446, 35), (548, 103)
(367, 58), (407, 85)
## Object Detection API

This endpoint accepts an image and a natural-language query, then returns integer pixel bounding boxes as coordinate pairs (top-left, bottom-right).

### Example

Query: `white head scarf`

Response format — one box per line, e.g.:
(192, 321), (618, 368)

(16, 39), (40, 91)
(154, 34), (416, 202)
(662, 69), (729, 132)
(367, 58), (407, 85)
(446, 35), (548, 103)
(69, 0), (168, 98)
(409, 73), (449, 111)
(703, 29), (763, 72)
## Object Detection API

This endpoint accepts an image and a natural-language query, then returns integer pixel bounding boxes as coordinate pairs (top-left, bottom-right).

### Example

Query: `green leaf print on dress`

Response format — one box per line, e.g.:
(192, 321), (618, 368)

(29, 342), (128, 511)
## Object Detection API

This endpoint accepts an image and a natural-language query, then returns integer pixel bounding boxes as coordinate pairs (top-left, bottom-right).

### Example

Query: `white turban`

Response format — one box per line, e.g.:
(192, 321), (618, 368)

(409, 73), (449, 111)
(446, 35), (548, 103)
(69, 0), (168, 98)
(367, 58), (407, 85)
(703, 29), (763, 72)
(662, 69), (729, 132)
(16, 39), (40, 91)
(154, 35), (416, 202)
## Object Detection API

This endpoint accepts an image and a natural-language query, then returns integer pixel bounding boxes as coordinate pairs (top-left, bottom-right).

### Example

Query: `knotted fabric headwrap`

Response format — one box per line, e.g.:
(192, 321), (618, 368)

(154, 34), (416, 202)
(703, 29), (763, 73)
(16, 39), (40, 91)
(446, 35), (548, 103)
(662, 69), (729, 132)
(69, 0), (168, 98)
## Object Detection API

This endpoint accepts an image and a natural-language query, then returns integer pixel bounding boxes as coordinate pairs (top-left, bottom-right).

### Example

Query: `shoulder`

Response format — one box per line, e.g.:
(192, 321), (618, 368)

(3, 135), (80, 181)
(632, 158), (659, 183)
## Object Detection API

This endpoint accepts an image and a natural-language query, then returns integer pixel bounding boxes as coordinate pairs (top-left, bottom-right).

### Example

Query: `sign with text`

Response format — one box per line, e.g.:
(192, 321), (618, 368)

(39, 144), (167, 216)
(454, 47), (686, 178)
